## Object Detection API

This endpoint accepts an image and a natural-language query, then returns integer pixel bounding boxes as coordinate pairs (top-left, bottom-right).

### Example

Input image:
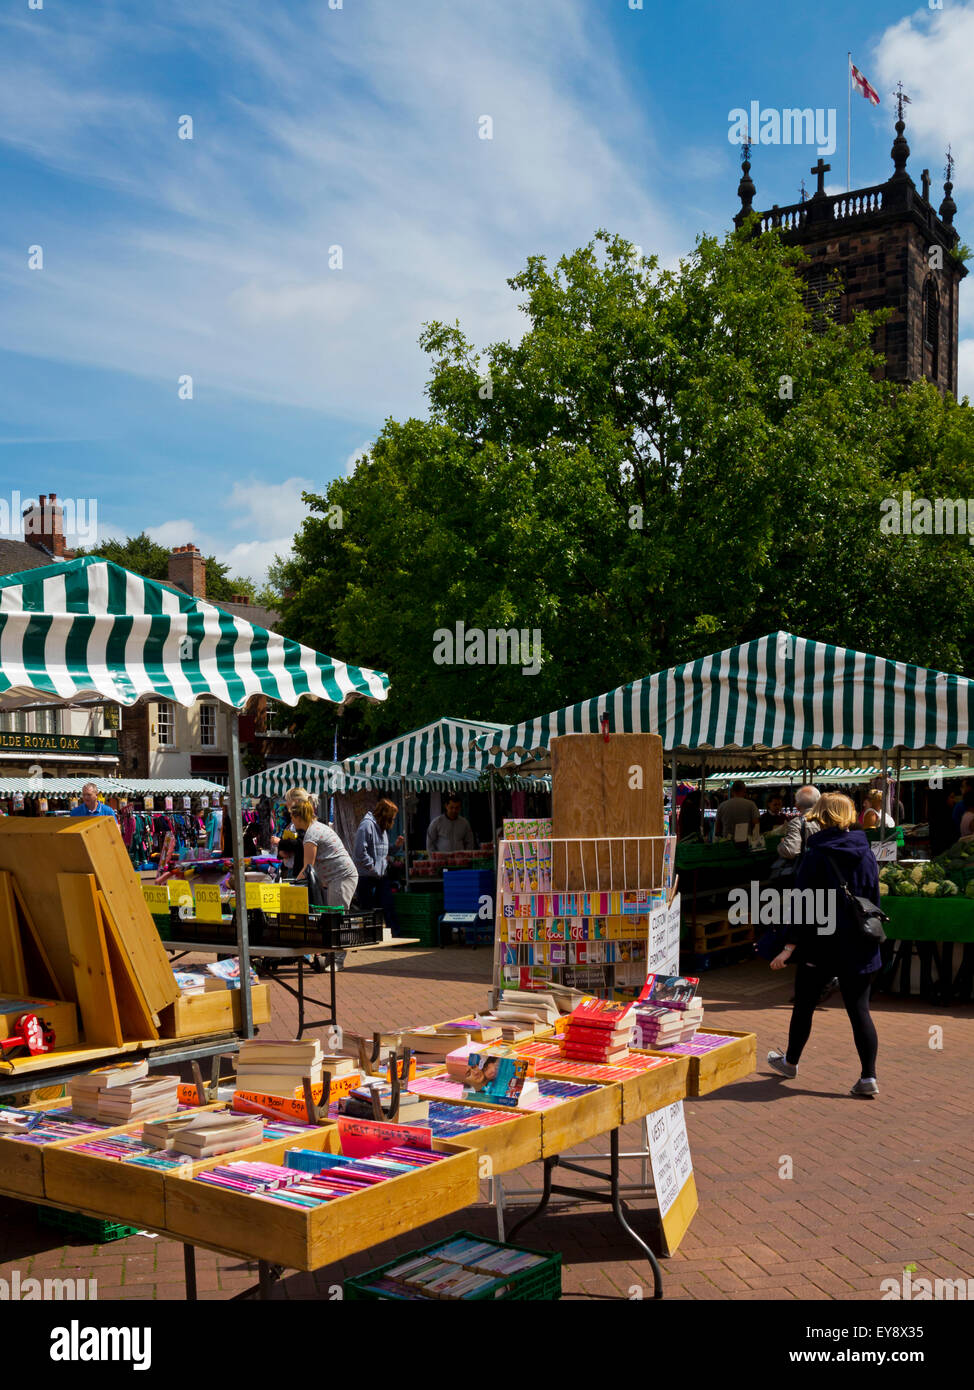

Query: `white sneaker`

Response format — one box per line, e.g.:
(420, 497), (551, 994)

(851, 1077), (879, 1098)
(767, 1048), (797, 1079)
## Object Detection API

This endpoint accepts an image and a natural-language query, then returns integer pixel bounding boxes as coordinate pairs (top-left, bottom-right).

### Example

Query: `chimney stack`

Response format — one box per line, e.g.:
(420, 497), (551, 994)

(22, 493), (67, 558)
(168, 543), (206, 599)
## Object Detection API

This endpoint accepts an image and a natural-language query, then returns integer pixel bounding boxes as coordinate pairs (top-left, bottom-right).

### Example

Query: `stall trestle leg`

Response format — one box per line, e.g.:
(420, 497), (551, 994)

(183, 1244), (198, 1301)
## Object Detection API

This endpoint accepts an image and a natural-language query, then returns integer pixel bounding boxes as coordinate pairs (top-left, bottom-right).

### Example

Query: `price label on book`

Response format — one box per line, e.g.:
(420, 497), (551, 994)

(647, 1099), (697, 1254)
(142, 885), (169, 914)
(194, 884), (223, 922)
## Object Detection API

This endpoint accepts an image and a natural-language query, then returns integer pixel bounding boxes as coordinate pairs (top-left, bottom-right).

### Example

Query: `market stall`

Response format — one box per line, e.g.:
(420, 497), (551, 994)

(478, 631), (974, 982)
(0, 555), (389, 1085)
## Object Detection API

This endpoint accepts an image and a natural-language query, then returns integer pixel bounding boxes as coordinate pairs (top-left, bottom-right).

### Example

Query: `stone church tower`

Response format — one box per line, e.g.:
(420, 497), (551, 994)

(735, 99), (966, 396)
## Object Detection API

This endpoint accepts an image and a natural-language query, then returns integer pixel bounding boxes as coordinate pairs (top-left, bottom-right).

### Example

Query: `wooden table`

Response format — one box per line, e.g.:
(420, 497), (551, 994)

(164, 938), (420, 1038)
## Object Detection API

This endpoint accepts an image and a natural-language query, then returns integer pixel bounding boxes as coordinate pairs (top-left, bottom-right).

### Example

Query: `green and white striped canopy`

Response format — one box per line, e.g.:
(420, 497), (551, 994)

(242, 754), (550, 798)
(0, 557), (389, 711)
(241, 759), (364, 798)
(480, 632), (974, 769)
(343, 715), (507, 781)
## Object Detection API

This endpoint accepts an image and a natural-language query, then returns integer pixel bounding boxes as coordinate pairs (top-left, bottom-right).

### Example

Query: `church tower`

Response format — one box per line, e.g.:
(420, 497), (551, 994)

(735, 94), (967, 396)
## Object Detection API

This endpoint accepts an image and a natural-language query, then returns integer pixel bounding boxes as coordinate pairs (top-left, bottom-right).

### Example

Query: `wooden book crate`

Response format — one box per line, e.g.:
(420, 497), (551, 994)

(643, 1029), (756, 1096)
(164, 1130), (479, 1272)
(43, 1109), (326, 1230)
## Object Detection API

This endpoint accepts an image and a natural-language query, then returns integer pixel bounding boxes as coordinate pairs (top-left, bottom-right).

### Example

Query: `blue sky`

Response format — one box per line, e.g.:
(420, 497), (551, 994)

(1, 0), (971, 582)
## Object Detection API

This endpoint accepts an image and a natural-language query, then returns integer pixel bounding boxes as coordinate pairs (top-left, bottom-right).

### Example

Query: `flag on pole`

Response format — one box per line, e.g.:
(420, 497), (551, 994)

(850, 61), (880, 106)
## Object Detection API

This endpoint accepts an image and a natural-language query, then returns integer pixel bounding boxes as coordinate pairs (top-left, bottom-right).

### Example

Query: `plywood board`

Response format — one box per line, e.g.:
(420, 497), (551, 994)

(12, 880), (62, 998)
(551, 733), (664, 889)
(0, 819), (178, 1014)
(58, 874), (123, 1049)
(0, 874), (27, 995)
(98, 891), (159, 1040)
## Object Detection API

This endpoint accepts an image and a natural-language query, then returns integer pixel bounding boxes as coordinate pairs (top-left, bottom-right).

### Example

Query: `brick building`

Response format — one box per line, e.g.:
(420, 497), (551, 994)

(735, 101), (966, 395)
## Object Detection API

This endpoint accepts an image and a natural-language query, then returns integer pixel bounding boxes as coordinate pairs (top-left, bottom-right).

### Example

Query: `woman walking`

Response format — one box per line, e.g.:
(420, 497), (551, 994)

(767, 793), (882, 1098)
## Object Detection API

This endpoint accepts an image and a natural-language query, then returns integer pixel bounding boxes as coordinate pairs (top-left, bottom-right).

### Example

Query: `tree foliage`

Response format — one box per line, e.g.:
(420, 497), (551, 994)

(75, 532), (262, 603)
(274, 227), (974, 751)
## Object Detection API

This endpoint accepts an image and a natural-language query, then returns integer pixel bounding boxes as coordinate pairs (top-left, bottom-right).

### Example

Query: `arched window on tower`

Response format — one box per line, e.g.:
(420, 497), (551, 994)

(923, 276), (940, 381)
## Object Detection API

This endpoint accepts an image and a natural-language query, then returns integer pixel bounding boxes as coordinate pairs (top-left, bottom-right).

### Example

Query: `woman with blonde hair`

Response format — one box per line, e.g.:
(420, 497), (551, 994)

(289, 795), (358, 910)
(860, 788), (893, 830)
(767, 792), (883, 1098)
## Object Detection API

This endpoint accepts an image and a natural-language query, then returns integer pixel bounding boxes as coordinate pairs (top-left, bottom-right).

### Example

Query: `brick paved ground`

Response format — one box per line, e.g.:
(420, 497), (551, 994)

(2, 945), (972, 1301)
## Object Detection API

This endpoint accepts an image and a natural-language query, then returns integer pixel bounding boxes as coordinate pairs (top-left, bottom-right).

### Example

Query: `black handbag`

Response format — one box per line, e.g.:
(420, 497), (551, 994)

(302, 864), (329, 909)
(819, 850), (888, 945)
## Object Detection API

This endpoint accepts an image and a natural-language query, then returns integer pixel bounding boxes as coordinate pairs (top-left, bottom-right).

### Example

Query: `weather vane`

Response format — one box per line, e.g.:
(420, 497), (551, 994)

(892, 81), (912, 121)
(741, 122), (751, 166)
(945, 144), (954, 183)
(799, 178), (808, 203)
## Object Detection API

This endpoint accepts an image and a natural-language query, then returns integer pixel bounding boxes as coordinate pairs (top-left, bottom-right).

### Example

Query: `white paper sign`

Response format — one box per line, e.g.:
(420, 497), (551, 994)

(648, 904), (668, 973)
(647, 1099), (693, 1218)
(871, 841), (897, 863)
(663, 892), (682, 978)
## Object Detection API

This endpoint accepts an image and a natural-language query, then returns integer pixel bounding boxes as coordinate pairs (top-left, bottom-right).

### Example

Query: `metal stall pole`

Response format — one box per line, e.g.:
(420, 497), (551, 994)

(670, 757), (678, 835)
(400, 775), (410, 890)
(226, 707), (254, 1039)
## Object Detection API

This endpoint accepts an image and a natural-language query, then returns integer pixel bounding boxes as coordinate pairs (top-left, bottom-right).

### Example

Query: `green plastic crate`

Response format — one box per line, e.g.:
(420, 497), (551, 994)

(344, 1229), (561, 1301)
(394, 892), (444, 924)
(37, 1207), (140, 1244)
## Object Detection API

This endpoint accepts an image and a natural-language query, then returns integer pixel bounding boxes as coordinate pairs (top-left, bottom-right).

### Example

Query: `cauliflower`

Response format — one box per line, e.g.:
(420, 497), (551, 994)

(879, 866), (899, 884)
(898, 881), (918, 896)
(879, 882), (890, 897)
(921, 882), (939, 896)
(922, 862), (945, 882)
(939, 880), (960, 897)
(910, 865), (925, 885)
(966, 881), (974, 899)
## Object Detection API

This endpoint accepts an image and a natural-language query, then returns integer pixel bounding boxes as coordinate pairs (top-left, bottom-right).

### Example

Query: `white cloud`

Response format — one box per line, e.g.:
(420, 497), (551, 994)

(0, 1), (680, 425)
(344, 444), (370, 476)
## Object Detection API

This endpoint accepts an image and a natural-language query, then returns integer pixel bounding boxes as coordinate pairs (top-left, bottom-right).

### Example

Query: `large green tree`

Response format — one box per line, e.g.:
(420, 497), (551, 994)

(275, 226), (974, 752)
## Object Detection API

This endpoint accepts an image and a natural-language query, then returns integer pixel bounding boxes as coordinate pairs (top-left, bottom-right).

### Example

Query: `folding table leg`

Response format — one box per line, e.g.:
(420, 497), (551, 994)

(183, 1245), (198, 1301)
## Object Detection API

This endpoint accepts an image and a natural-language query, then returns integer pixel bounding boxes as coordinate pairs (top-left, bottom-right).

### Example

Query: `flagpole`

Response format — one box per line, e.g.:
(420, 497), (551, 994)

(847, 52), (852, 191)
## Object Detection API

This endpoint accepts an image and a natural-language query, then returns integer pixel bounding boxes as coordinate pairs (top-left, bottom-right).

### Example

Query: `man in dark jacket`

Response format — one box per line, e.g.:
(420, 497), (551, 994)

(766, 793), (882, 1098)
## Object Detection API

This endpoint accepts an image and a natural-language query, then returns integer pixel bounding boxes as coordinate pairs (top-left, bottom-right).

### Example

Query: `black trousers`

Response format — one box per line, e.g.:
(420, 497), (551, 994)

(355, 875), (399, 932)
(786, 963), (879, 1076)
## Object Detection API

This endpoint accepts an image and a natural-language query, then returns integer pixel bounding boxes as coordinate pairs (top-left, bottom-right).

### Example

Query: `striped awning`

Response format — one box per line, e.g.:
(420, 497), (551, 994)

(0, 557), (389, 711)
(343, 715), (507, 781)
(0, 775), (226, 797)
(480, 632), (974, 769)
(241, 756), (551, 798)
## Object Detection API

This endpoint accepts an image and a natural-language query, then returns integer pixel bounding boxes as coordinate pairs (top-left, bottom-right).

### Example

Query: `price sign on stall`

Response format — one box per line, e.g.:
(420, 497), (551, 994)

(259, 883), (281, 914)
(194, 884), (223, 922)
(142, 885), (169, 915)
(872, 841), (898, 863)
(647, 1100), (698, 1254)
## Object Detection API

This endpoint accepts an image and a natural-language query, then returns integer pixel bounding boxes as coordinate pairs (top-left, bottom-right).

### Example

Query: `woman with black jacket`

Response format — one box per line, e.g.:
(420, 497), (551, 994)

(767, 793), (883, 1098)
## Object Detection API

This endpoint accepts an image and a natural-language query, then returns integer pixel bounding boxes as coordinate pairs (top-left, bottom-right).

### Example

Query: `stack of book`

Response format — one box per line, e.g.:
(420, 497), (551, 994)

(478, 990), (559, 1041)
(155, 1111), (265, 1160)
(337, 1077), (430, 1123)
(633, 975), (703, 1048)
(401, 1019), (503, 1057)
(69, 1062), (180, 1122)
(560, 997), (635, 1064)
(634, 998), (703, 1048)
(235, 1038), (323, 1097)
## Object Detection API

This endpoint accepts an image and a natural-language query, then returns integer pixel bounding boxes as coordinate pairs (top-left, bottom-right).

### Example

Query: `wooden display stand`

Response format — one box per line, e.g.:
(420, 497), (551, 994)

(644, 1029), (757, 1097)
(165, 1130), (480, 1271)
(43, 1117), (327, 1231)
(161, 985), (272, 1039)
(0, 819), (179, 1054)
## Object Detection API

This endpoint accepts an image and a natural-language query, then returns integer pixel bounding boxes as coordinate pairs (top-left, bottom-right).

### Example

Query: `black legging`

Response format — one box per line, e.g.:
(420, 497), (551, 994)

(786, 963), (879, 1076)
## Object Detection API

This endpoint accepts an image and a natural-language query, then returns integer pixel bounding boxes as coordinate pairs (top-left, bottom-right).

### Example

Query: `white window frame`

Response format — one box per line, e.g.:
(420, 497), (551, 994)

(156, 702), (174, 747)
(200, 703), (217, 748)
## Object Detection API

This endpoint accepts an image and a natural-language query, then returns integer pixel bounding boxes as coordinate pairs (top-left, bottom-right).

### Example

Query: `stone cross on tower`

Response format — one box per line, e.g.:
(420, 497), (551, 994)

(810, 158), (831, 197)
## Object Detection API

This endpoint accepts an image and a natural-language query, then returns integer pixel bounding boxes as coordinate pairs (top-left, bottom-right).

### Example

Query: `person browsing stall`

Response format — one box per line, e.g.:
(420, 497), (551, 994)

(290, 797), (358, 910)
(353, 799), (403, 928)
(426, 793), (475, 853)
(714, 782), (759, 839)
